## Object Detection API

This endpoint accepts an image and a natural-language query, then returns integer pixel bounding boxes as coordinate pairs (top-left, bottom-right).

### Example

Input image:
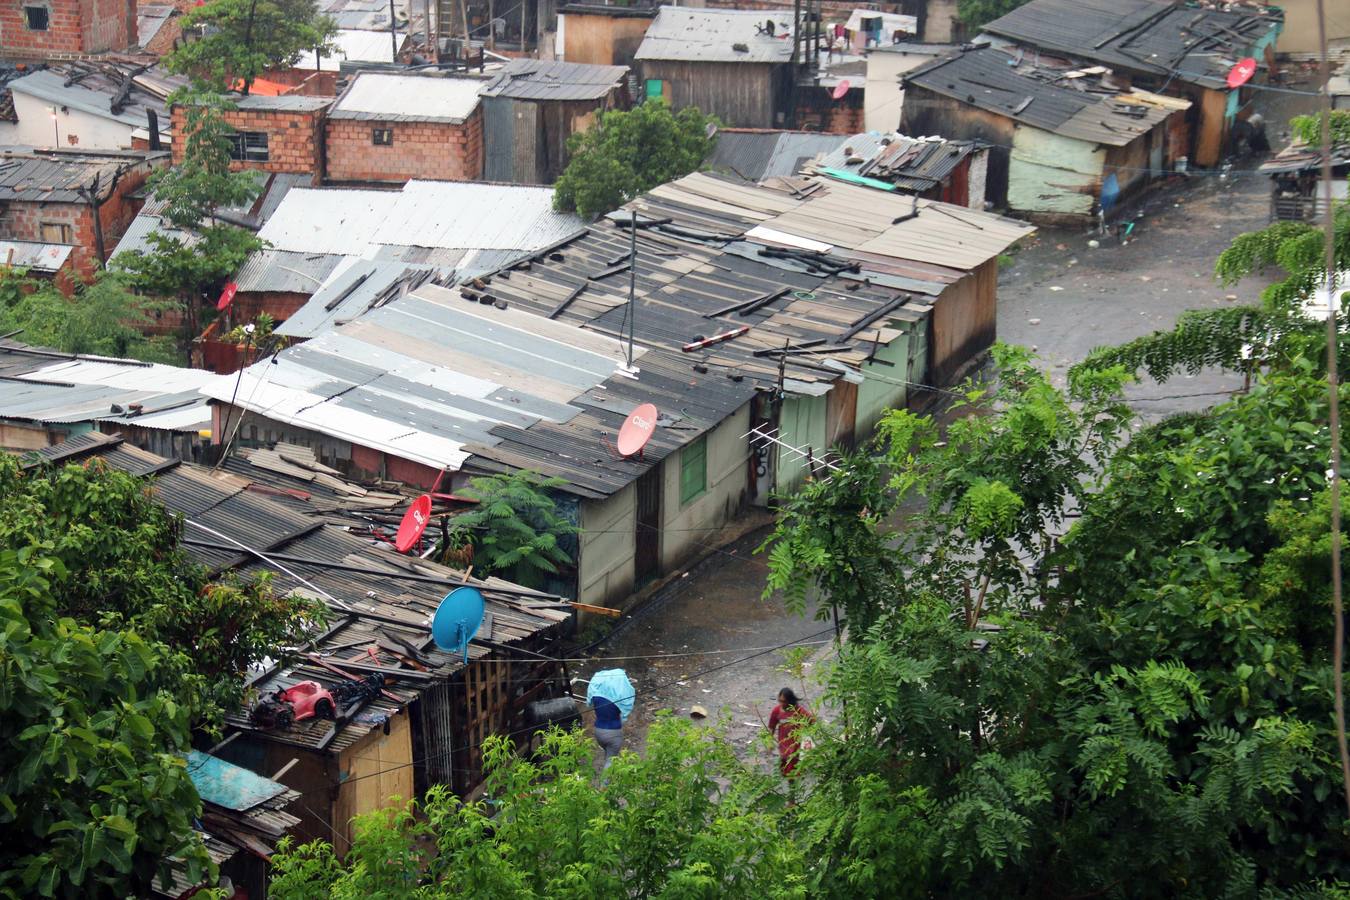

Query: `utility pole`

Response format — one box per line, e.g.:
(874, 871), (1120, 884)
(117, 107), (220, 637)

(389, 0), (399, 62)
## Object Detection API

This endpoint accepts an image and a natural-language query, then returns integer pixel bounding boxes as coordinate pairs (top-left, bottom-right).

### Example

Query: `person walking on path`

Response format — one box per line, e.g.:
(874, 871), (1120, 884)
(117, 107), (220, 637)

(767, 687), (814, 778)
(586, 668), (634, 772)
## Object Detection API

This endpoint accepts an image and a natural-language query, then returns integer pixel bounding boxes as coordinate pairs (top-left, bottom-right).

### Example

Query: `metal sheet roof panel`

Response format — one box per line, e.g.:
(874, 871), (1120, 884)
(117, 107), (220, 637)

(636, 7), (796, 64)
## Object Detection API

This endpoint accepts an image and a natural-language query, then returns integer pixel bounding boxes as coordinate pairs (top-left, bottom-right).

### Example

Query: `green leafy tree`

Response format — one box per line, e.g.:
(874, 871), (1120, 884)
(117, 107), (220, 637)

(1291, 110), (1350, 148)
(956, 0), (1031, 32)
(447, 471), (578, 589)
(0, 270), (180, 364)
(764, 349), (1350, 896)
(166, 0), (336, 93)
(554, 101), (718, 220)
(270, 719), (804, 899)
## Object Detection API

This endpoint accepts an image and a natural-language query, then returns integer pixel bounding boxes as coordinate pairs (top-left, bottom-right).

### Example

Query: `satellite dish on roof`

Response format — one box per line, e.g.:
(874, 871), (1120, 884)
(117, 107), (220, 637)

(617, 402), (658, 457)
(1227, 57), (1257, 89)
(394, 494), (432, 553)
(432, 586), (485, 663)
(832, 79), (851, 100)
(216, 281), (238, 312)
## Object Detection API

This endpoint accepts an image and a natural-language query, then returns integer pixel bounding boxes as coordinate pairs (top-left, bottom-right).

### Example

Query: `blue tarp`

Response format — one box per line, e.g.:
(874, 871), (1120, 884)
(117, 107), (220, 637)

(586, 668), (635, 722)
(186, 750), (287, 811)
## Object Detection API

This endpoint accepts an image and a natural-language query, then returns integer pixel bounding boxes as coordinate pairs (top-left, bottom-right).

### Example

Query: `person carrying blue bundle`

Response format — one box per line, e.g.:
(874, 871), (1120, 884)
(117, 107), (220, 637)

(585, 668), (634, 771)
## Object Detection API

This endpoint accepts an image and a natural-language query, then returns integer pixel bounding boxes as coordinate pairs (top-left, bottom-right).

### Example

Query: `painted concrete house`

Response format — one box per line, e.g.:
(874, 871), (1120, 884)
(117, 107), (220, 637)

(978, 0), (1282, 168)
(900, 46), (1191, 224)
(4, 62), (179, 151)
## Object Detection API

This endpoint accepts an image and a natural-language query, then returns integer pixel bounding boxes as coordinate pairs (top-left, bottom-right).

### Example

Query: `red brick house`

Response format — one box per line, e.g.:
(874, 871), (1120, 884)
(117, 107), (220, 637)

(0, 147), (166, 285)
(0, 0), (138, 58)
(324, 71), (484, 184)
(171, 94), (331, 180)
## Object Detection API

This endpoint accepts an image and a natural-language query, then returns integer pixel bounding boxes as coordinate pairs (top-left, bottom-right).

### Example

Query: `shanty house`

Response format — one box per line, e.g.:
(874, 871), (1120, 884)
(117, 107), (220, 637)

(4, 62), (179, 150)
(635, 7), (797, 129)
(1259, 139), (1350, 223)
(0, 147), (166, 281)
(814, 133), (990, 209)
(480, 59), (629, 185)
(29, 431), (570, 853)
(978, 0), (1282, 168)
(172, 95), (331, 178)
(0, 0), (137, 58)
(0, 339), (215, 459)
(557, 3), (657, 68)
(325, 72), (485, 184)
(900, 47), (1191, 224)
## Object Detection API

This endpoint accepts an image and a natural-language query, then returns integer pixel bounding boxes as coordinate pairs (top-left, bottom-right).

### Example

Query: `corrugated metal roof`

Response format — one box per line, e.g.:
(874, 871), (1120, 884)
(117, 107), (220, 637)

(233, 249), (346, 293)
(233, 94), (332, 112)
(276, 258), (449, 339)
(0, 240), (72, 272)
(0, 147), (162, 203)
(25, 432), (568, 758)
(982, 0), (1283, 90)
(380, 181), (584, 250)
(137, 4), (175, 49)
(109, 213), (197, 259)
(705, 130), (851, 182)
(330, 72), (483, 122)
(0, 341), (213, 431)
(257, 188), (402, 255)
(902, 47), (1186, 146)
(815, 133), (983, 191)
(8, 65), (184, 130)
(295, 29), (403, 71)
(480, 59), (628, 101)
(636, 7), (796, 64)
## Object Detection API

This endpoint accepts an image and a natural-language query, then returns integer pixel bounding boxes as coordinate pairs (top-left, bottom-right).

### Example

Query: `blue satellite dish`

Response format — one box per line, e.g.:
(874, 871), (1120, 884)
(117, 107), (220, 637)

(432, 586), (485, 663)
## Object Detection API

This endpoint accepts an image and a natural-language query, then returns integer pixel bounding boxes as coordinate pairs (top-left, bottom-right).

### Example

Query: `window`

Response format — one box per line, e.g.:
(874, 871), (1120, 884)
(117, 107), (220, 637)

(226, 131), (269, 162)
(23, 5), (48, 30)
(372, 128), (393, 145)
(39, 222), (72, 243)
(679, 435), (707, 506)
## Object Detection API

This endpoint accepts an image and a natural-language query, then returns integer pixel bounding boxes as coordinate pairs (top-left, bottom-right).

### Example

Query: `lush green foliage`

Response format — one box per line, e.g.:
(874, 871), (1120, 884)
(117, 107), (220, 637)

(763, 348), (1350, 896)
(144, 91), (262, 231)
(956, 0), (1030, 31)
(554, 101), (717, 220)
(270, 719), (803, 899)
(0, 269), (180, 364)
(166, 0), (336, 93)
(113, 224), (262, 305)
(0, 455), (325, 897)
(447, 471), (577, 588)
(1291, 110), (1350, 148)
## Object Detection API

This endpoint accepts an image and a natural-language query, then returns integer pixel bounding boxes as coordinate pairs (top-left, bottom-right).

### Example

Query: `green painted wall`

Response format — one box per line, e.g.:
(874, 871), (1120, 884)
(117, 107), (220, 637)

(775, 392), (828, 495)
(855, 331), (910, 435)
(1009, 125), (1104, 217)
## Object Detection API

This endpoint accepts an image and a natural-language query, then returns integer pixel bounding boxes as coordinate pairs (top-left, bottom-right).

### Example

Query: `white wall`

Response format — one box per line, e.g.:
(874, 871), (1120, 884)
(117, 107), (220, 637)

(12, 92), (137, 150)
(659, 403), (751, 572)
(578, 482), (636, 605)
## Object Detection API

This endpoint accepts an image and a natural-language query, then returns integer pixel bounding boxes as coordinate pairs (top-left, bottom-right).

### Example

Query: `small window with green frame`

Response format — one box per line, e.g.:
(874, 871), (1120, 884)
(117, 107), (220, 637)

(679, 435), (707, 505)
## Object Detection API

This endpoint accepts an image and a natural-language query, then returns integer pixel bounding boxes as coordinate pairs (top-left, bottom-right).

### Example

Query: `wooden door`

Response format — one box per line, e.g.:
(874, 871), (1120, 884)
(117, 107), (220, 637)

(634, 467), (661, 586)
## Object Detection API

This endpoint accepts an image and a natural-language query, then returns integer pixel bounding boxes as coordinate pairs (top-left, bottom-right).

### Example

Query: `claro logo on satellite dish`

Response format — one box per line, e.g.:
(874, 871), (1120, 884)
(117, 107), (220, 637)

(617, 402), (659, 457)
(395, 494), (433, 553)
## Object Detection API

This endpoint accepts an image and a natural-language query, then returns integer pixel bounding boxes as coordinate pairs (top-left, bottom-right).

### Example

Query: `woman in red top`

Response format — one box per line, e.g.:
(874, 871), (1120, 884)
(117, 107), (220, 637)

(767, 687), (814, 777)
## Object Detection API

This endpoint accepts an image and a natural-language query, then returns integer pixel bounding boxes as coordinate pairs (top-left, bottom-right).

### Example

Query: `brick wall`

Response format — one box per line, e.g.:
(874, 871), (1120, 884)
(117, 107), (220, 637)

(170, 105), (325, 177)
(324, 109), (483, 183)
(0, 0), (134, 57)
(0, 157), (153, 282)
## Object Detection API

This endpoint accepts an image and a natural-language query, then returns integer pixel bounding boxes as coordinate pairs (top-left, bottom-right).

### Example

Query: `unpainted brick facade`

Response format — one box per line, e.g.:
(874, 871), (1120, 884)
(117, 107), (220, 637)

(0, 0), (137, 58)
(0, 161), (153, 285)
(324, 110), (483, 184)
(171, 105), (326, 179)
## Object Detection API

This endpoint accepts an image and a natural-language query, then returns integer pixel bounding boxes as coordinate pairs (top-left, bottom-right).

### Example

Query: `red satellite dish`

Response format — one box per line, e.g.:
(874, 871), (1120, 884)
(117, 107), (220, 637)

(216, 281), (238, 311)
(617, 403), (658, 457)
(1227, 57), (1257, 89)
(831, 79), (851, 100)
(395, 494), (433, 553)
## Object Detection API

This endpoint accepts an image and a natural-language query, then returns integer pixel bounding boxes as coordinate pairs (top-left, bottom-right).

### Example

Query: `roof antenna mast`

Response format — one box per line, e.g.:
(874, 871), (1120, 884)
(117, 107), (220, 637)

(616, 208), (640, 379)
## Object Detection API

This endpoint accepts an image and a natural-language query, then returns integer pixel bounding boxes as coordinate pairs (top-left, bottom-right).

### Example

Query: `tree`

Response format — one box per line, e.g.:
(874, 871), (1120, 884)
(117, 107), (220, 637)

(269, 719), (804, 899)
(554, 101), (718, 220)
(0, 453), (325, 897)
(166, 0), (336, 94)
(445, 471), (578, 589)
(762, 351), (1350, 896)
(111, 89), (264, 348)
(0, 269), (180, 364)
(955, 0), (1031, 32)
